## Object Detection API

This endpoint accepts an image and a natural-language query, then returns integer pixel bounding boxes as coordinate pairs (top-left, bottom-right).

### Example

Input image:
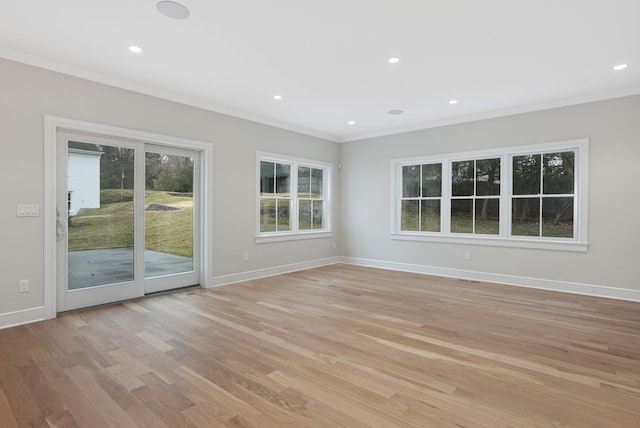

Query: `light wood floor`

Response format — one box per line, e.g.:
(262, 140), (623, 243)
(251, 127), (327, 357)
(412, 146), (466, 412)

(1, 264), (640, 427)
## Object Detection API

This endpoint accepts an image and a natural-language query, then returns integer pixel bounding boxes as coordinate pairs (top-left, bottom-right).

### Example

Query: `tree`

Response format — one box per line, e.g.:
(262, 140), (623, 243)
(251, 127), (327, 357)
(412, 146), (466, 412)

(155, 154), (193, 192)
(145, 152), (163, 190)
(99, 146), (135, 199)
(476, 158), (500, 220)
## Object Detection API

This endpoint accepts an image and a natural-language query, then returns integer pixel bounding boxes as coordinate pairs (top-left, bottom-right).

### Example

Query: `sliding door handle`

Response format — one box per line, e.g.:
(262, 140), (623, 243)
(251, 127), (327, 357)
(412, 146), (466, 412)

(56, 207), (67, 242)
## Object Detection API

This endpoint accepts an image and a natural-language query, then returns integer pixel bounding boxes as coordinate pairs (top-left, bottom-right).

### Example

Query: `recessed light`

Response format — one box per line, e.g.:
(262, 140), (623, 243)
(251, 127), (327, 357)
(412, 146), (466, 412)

(613, 64), (628, 71)
(388, 109), (403, 115)
(273, 94), (282, 100)
(129, 45), (142, 54)
(156, 1), (190, 19)
(388, 57), (400, 64)
(449, 99), (459, 105)
(348, 121), (356, 125)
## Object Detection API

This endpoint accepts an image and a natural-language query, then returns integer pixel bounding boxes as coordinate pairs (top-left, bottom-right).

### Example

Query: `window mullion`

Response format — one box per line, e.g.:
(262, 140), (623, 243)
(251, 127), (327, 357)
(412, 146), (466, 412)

(395, 164), (402, 233)
(442, 161), (451, 234)
(418, 164), (423, 231)
(502, 154), (511, 237)
(539, 154), (544, 237)
(472, 160), (477, 235)
(573, 148), (580, 241)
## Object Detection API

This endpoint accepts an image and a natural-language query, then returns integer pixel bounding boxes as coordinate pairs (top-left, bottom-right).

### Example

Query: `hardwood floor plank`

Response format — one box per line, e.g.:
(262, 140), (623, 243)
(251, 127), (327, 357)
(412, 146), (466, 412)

(0, 387), (20, 428)
(106, 363), (146, 391)
(174, 365), (262, 419)
(136, 331), (175, 353)
(0, 348), (46, 427)
(16, 362), (66, 419)
(174, 356), (311, 426)
(180, 404), (230, 427)
(125, 405), (172, 428)
(28, 347), (109, 427)
(44, 409), (81, 428)
(268, 369), (409, 428)
(65, 365), (140, 427)
(136, 372), (195, 413)
(131, 384), (196, 428)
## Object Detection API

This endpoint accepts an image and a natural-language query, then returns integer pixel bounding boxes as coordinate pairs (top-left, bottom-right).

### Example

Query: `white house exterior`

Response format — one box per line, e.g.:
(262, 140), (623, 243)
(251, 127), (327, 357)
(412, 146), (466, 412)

(67, 147), (102, 216)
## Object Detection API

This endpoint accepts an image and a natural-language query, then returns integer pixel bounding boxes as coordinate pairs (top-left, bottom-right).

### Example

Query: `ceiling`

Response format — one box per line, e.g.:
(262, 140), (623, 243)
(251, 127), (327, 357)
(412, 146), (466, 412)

(1, 0), (639, 142)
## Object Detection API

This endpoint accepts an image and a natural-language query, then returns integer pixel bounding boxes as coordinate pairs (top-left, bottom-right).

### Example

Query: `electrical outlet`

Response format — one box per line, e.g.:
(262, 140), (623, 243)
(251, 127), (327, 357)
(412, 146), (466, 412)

(464, 252), (471, 261)
(19, 279), (29, 293)
(243, 252), (249, 262)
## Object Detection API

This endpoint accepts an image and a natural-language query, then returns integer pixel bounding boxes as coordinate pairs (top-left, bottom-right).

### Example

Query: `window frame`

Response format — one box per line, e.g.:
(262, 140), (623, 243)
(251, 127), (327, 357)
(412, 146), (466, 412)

(450, 157), (503, 236)
(256, 151), (332, 243)
(391, 139), (588, 252)
(400, 163), (443, 233)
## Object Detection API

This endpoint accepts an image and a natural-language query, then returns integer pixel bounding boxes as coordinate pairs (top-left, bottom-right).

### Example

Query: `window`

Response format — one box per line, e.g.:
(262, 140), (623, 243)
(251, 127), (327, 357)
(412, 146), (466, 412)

(401, 163), (442, 232)
(259, 161), (291, 232)
(257, 153), (331, 241)
(297, 166), (325, 230)
(451, 158), (500, 235)
(511, 152), (575, 238)
(392, 139), (588, 251)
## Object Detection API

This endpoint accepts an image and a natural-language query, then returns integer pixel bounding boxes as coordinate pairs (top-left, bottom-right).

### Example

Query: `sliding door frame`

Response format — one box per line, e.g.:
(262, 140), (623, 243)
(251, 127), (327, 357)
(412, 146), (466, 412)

(144, 144), (201, 294)
(44, 115), (213, 318)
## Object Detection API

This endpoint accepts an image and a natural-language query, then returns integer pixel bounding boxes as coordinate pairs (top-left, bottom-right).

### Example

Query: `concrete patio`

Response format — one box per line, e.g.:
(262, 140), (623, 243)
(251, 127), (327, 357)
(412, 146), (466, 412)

(68, 248), (193, 290)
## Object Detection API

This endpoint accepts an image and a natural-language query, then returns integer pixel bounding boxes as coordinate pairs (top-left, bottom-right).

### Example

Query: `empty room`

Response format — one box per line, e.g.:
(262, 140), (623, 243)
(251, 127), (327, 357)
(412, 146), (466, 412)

(1, 1), (639, 427)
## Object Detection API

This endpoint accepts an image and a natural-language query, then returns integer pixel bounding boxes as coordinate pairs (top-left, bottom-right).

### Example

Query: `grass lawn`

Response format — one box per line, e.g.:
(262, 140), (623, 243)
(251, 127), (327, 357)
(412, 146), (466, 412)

(68, 191), (193, 257)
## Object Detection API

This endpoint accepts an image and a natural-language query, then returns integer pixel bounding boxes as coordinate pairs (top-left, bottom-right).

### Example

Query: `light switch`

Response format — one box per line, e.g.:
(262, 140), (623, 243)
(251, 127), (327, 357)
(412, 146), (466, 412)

(17, 204), (39, 217)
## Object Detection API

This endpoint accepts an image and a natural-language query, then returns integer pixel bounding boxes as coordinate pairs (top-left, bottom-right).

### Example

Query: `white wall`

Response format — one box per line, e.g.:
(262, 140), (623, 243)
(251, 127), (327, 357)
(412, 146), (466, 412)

(0, 58), (340, 324)
(340, 94), (640, 300)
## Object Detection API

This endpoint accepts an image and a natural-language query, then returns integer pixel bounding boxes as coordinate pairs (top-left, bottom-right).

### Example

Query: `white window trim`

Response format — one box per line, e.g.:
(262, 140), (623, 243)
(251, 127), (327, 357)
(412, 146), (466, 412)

(256, 151), (333, 243)
(390, 138), (589, 252)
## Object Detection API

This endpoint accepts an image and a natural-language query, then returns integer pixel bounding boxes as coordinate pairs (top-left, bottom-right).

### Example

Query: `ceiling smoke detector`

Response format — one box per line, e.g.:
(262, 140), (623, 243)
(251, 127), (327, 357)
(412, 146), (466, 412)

(156, 1), (190, 20)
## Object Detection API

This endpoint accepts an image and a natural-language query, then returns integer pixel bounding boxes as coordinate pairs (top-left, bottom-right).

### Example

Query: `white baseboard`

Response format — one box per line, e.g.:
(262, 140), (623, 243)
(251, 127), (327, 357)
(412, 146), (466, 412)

(210, 257), (341, 287)
(0, 306), (46, 330)
(341, 257), (640, 302)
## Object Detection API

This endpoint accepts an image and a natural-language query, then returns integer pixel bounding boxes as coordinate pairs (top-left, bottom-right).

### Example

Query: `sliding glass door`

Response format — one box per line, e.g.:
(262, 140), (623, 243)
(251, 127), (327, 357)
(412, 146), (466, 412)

(56, 132), (200, 312)
(144, 145), (199, 294)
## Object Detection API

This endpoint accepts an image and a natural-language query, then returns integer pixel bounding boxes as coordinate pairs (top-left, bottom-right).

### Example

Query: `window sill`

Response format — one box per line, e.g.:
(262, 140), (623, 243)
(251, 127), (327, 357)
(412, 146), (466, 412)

(256, 231), (332, 244)
(390, 233), (588, 252)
